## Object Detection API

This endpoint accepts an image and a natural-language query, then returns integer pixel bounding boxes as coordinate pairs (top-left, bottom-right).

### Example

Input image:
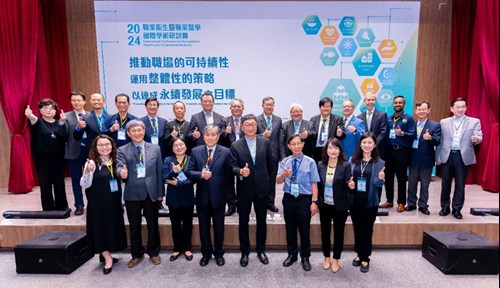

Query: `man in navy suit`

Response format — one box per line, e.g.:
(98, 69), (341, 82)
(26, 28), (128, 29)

(117, 120), (165, 268)
(357, 92), (387, 146)
(140, 98), (169, 160)
(340, 99), (365, 159)
(74, 93), (110, 146)
(165, 101), (191, 156)
(187, 91), (227, 147)
(406, 101), (441, 215)
(256, 97), (282, 212)
(188, 124), (231, 267)
(280, 103), (316, 159)
(106, 93), (138, 147)
(229, 114), (273, 267)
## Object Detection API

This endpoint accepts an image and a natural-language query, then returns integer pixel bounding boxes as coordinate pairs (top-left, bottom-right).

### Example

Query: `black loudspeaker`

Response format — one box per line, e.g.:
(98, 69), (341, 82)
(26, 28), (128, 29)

(422, 231), (499, 274)
(3, 210), (70, 219)
(15, 231), (93, 274)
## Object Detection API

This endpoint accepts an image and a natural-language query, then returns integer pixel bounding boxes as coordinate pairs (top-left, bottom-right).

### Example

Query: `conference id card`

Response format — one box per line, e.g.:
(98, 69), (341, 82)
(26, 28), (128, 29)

(324, 185), (334, 205)
(291, 183), (299, 197)
(136, 163), (146, 178)
(151, 136), (159, 145)
(202, 164), (210, 173)
(412, 139), (419, 149)
(177, 171), (187, 183)
(389, 129), (396, 139)
(109, 179), (119, 193)
(117, 129), (126, 140)
(452, 136), (460, 149)
(357, 177), (367, 192)
(321, 132), (328, 142)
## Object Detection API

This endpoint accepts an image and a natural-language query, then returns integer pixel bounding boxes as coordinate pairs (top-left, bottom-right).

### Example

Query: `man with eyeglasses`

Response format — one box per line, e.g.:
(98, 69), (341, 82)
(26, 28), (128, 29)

(310, 97), (345, 162)
(280, 103), (316, 160)
(140, 98), (169, 160)
(435, 98), (482, 220)
(165, 101), (191, 156)
(357, 92), (387, 146)
(106, 93), (138, 147)
(187, 91), (227, 147)
(340, 99), (365, 159)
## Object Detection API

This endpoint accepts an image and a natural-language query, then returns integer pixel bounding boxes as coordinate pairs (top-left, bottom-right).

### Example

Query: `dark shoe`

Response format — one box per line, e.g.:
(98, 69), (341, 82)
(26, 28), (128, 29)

(240, 255), (249, 267)
(452, 210), (463, 220)
(170, 252), (180, 261)
(127, 256), (144, 268)
(184, 251), (193, 261)
(257, 253), (269, 265)
(74, 206), (84, 215)
(200, 255), (212, 266)
(418, 207), (430, 215)
(282, 254), (298, 267)
(103, 265), (113, 275)
(158, 202), (167, 210)
(379, 202), (393, 208)
(439, 207), (451, 216)
(360, 261), (370, 273)
(301, 258), (312, 271)
(405, 206), (417, 212)
(225, 207), (236, 216)
(215, 256), (225, 266)
(99, 255), (119, 263)
(268, 205), (279, 212)
(352, 256), (361, 267)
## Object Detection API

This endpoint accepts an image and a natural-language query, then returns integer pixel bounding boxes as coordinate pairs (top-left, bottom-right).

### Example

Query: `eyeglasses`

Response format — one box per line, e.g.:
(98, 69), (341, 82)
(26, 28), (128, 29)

(97, 143), (111, 147)
(289, 142), (303, 147)
(41, 106), (55, 111)
(173, 143), (185, 148)
(243, 123), (257, 127)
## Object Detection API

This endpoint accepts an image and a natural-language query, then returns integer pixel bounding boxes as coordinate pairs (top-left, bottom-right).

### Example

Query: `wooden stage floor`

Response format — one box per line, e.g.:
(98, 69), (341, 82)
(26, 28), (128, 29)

(0, 177), (498, 248)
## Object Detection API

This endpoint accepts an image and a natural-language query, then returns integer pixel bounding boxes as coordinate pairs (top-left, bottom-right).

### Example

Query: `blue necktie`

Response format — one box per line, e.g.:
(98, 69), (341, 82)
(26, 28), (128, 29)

(292, 159), (298, 181)
(294, 122), (300, 134)
(136, 146), (143, 163)
(151, 118), (157, 135)
(266, 116), (272, 131)
(318, 118), (327, 146)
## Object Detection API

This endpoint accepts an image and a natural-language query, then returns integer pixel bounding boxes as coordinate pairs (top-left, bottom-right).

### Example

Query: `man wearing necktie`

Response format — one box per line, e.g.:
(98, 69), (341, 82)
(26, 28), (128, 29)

(357, 92), (387, 146)
(340, 99), (365, 159)
(187, 91), (227, 147)
(280, 103), (316, 160)
(106, 93), (138, 148)
(310, 98), (345, 162)
(256, 97), (283, 212)
(140, 98), (169, 161)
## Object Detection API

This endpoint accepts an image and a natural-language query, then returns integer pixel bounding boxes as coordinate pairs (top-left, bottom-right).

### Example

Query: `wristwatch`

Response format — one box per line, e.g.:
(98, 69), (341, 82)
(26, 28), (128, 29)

(312, 200), (319, 205)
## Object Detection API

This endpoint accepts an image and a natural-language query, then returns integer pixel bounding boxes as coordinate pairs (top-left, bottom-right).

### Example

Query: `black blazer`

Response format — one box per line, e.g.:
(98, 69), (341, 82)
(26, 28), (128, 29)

(140, 116), (169, 160)
(164, 119), (191, 156)
(220, 116), (245, 148)
(161, 155), (195, 208)
(187, 111), (227, 146)
(357, 109), (388, 145)
(229, 136), (273, 201)
(310, 113), (346, 143)
(410, 119), (441, 169)
(280, 119), (316, 159)
(256, 113), (282, 162)
(316, 160), (352, 212)
(73, 111), (111, 146)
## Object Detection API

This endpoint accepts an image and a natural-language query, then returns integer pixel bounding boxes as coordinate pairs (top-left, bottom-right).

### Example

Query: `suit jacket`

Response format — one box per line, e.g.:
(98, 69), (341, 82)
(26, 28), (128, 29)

(435, 116), (482, 166)
(140, 115), (169, 159)
(316, 161), (352, 211)
(220, 116), (245, 148)
(280, 119), (316, 159)
(106, 113), (138, 147)
(229, 136), (273, 201)
(310, 113), (346, 146)
(117, 142), (165, 202)
(161, 155), (195, 208)
(410, 119), (441, 169)
(188, 145), (231, 209)
(74, 111), (111, 146)
(64, 110), (89, 159)
(256, 113), (282, 162)
(341, 116), (365, 159)
(348, 159), (385, 208)
(187, 110), (227, 146)
(357, 109), (388, 144)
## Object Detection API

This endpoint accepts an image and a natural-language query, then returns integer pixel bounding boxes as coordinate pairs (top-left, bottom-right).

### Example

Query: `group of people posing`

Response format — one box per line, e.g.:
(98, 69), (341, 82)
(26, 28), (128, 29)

(24, 90), (482, 275)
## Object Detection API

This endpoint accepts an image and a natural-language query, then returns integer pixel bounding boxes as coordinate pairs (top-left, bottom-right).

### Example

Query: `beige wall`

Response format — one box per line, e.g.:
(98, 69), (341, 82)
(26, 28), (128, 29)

(0, 0), (452, 189)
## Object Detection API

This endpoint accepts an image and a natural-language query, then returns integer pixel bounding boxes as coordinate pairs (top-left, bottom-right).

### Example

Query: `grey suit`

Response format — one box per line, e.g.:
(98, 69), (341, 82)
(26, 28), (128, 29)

(435, 116), (482, 212)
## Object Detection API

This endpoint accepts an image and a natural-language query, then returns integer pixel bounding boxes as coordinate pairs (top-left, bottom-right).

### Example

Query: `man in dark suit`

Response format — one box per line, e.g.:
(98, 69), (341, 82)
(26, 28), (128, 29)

(117, 120), (165, 268)
(165, 100), (191, 156)
(256, 96), (282, 212)
(106, 93), (138, 147)
(229, 114), (273, 267)
(64, 92), (89, 215)
(188, 124), (231, 267)
(140, 98), (169, 160)
(280, 103), (316, 159)
(74, 93), (110, 146)
(310, 98), (345, 162)
(357, 92), (388, 146)
(407, 101), (441, 215)
(187, 91), (226, 147)
(435, 98), (482, 220)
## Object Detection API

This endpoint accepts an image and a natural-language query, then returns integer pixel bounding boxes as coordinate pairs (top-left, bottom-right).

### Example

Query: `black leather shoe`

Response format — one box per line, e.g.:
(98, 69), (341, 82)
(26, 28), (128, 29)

(103, 265), (113, 275)
(225, 207), (236, 216)
(199, 255), (211, 267)
(158, 202), (167, 210)
(74, 206), (84, 215)
(301, 258), (312, 271)
(282, 255), (298, 267)
(240, 255), (249, 267)
(268, 205), (279, 212)
(360, 261), (370, 273)
(439, 207), (450, 216)
(352, 256), (361, 267)
(405, 206), (416, 212)
(170, 253), (180, 261)
(215, 256), (225, 266)
(418, 207), (430, 215)
(99, 255), (119, 264)
(184, 251), (193, 261)
(452, 210), (463, 219)
(257, 253), (269, 265)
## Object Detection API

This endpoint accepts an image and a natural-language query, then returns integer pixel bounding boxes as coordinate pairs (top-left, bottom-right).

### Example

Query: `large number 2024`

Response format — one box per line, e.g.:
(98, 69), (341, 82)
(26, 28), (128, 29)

(127, 24), (140, 46)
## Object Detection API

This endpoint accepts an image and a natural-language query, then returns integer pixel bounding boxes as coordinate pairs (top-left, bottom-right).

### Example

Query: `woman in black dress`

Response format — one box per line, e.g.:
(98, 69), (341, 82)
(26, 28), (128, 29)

(25, 99), (68, 211)
(81, 134), (127, 274)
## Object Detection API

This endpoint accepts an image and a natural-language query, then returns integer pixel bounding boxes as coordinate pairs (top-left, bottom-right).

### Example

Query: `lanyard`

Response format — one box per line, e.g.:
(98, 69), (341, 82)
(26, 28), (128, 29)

(177, 120), (185, 131)
(105, 163), (114, 178)
(177, 155), (187, 169)
(392, 115), (402, 129)
(120, 116), (128, 128)
(360, 160), (370, 177)
(96, 114), (105, 131)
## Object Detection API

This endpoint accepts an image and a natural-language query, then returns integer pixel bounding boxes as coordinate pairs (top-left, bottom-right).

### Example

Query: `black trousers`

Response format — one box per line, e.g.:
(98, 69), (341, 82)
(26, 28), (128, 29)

(237, 196), (268, 255)
(384, 147), (411, 204)
(169, 205), (194, 253)
(319, 204), (348, 259)
(282, 193), (312, 258)
(226, 176), (237, 209)
(350, 203), (378, 263)
(440, 151), (468, 212)
(268, 161), (279, 207)
(197, 205), (225, 258)
(125, 198), (160, 258)
(34, 154), (68, 211)
(68, 146), (88, 208)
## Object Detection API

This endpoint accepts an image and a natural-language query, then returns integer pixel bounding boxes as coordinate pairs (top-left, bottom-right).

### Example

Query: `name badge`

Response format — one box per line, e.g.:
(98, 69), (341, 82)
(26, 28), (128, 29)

(82, 131), (87, 139)
(109, 179), (119, 193)
(117, 129), (126, 140)
(452, 136), (460, 149)
(235, 134), (240, 140)
(357, 177), (367, 192)
(324, 185), (334, 205)
(412, 139), (419, 149)
(136, 163), (146, 178)
(389, 129), (396, 139)
(321, 132), (328, 142)
(177, 171), (188, 183)
(202, 165), (210, 173)
(291, 183), (300, 197)
(151, 135), (159, 145)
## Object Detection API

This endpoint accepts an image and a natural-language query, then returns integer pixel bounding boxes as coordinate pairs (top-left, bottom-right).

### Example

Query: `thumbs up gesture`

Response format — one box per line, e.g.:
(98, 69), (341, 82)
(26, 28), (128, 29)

(193, 127), (200, 139)
(225, 125), (232, 134)
(299, 127), (308, 139)
(423, 129), (432, 140)
(171, 162), (181, 173)
(282, 166), (293, 178)
(241, 162), (250, 177)
(84, 159), (95, 174)
(263, 127), (271, 138)
(348, 176), (355, 189)
(25, 105), (33, 118)
(378, 166), (385, 180)
(77, 116), (87, 129)
(170, 126), (179, 138)
(120, 164), (128, 179)
(395, 125), (403, 136)
(111, 120), (120, 132)
(347, 124), (357, 133)
(336, 125), (343, 137)
(59, 109), (67, 122)
(471, 133), (479, 143)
